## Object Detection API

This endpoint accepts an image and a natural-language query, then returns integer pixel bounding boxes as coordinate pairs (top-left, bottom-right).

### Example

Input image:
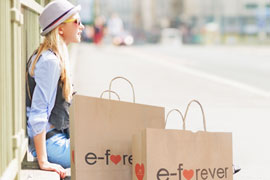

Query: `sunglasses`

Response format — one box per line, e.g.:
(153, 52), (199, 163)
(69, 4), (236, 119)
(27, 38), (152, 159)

(63, 18), (82, 26)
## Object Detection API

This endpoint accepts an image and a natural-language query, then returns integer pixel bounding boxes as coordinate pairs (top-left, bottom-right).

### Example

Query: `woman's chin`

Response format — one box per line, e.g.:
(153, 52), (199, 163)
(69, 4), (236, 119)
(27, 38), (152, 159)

(76, 35), (81, 42)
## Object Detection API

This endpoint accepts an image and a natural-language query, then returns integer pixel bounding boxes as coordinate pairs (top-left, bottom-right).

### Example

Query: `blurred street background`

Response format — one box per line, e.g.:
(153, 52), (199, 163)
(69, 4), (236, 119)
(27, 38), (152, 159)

(77, 0), (270, 46)
(72, 0), (270, 180)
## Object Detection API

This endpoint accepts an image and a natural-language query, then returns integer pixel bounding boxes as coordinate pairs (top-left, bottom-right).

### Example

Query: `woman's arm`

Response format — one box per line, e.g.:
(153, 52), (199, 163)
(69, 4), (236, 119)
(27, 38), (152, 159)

(34, 130), (66, 178)
(34, 130), (47, 164)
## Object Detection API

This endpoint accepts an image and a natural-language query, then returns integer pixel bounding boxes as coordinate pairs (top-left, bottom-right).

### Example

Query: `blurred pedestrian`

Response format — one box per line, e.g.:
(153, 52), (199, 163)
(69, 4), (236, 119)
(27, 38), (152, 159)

(107, 13), (124, 38)
(26, 0), (84, 178)
(93, 16), (106, 45)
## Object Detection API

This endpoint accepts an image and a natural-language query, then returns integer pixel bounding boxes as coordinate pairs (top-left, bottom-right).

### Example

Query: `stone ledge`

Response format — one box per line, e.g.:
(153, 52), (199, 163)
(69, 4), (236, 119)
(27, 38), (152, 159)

(20, 169), (60, 180)
(20, 168), (71, 180)
(21, 149), (71, 180)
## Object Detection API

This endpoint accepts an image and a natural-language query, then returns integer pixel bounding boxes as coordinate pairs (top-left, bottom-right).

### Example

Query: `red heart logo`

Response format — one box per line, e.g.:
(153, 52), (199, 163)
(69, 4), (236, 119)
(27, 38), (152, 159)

(110, 155), (121, 165)
(135, 163), (144, 180)
(183, 169), (194, 180)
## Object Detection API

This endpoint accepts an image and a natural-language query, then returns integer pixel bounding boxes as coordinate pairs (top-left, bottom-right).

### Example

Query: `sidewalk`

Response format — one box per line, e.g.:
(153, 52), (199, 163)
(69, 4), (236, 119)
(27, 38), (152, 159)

(69, 43), (270, 180)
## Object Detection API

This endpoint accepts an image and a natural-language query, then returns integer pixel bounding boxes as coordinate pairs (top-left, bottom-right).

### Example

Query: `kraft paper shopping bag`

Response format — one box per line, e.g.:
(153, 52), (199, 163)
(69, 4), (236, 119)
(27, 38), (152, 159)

(132, 100), (233, 180)
(70, 77), (165, 180)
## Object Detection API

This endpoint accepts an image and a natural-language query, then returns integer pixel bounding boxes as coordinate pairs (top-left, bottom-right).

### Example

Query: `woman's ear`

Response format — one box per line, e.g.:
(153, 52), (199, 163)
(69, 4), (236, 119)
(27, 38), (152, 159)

(58, 26), (64, 35)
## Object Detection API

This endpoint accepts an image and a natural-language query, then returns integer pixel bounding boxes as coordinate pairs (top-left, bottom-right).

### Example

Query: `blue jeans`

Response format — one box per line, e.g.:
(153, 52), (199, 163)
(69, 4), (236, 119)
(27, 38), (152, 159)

(32, 133), (70, 168)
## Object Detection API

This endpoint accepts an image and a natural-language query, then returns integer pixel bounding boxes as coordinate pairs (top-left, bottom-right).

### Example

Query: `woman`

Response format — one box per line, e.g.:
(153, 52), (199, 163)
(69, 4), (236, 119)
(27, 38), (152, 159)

(26, 0), (84, 178)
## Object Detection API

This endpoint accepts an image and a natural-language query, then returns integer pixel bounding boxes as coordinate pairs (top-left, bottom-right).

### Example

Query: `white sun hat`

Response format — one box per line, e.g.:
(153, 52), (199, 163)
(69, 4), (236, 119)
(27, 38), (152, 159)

(39, 0), (81, 36)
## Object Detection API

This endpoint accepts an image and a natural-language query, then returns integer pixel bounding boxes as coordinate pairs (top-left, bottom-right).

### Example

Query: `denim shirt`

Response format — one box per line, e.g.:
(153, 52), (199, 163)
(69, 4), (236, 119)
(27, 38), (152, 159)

(26, 50), (61, 140)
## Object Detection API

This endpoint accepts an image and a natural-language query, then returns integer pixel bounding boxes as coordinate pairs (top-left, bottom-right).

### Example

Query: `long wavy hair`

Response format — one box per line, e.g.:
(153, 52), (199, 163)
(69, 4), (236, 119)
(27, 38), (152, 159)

(29, 27), (71, 102)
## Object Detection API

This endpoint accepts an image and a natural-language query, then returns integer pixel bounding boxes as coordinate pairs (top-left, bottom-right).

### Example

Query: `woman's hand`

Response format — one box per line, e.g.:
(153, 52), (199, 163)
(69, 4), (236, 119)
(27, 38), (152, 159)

(39, 161), (67, 179)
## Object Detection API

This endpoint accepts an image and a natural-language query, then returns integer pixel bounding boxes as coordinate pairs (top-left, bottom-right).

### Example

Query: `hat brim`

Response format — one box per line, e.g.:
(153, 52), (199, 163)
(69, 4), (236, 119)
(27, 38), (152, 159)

(41, 5), (81, 36)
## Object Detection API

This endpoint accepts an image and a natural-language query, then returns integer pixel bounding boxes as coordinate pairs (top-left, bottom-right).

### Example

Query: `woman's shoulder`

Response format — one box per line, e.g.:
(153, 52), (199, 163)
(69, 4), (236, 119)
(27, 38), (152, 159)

(32, 49), (60, 68)
(40, 49), (59, 63)
(29, 49), (60, 73)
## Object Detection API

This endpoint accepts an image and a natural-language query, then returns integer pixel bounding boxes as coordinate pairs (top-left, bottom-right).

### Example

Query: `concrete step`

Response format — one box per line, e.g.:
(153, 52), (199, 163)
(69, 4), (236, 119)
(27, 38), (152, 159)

(21, 148), (71, 180)
(20, 169), (60, 180)
(20, 168), (70, 180)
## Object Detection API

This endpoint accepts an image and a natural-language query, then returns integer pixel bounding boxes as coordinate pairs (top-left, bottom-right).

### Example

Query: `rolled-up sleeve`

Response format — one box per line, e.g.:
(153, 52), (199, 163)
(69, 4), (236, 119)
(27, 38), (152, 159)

(28, 55), (61, 136)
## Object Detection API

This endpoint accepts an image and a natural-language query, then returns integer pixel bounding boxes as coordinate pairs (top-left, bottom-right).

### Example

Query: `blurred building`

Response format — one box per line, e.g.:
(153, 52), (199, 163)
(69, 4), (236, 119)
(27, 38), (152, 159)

(135, 0), (270, 43)
(98, 0), (133, 29)
(78, 0), (133, 29)
(131, 0), (183, 43)
(77, 0), (270, 44)
(133, 0), (183, 30)
(78, 0), (183, 32)
(77, 0), (95, 24)
(182, 0), (270, 43)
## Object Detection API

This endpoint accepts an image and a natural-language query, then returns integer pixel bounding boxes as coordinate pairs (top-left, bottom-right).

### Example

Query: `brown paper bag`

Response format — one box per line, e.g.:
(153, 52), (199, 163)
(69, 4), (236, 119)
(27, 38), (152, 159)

(132, 100), (233, 180)
(70, 77), (165, 180)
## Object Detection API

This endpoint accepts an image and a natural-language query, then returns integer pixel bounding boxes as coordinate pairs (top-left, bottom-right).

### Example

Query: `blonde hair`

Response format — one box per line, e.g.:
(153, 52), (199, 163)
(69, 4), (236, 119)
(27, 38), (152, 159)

(30, 27), (71, 102)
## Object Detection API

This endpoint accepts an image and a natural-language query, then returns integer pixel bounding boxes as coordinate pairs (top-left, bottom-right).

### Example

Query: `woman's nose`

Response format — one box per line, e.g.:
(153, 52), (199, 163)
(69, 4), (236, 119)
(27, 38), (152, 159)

(80, 23), (85, 30)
